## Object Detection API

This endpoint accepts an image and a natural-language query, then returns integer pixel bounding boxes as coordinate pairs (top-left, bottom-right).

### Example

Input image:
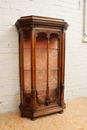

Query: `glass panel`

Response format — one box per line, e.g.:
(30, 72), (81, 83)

(49, 33), (58, 103)
(36, 31), (59, 105)
(49, 33), (58, 69)
(49, 70), (58, 103)
(37, 90), (46, 103)
(23, 31), (31, 49)
(49, 49), (58, 68)
(49, 89), (55, 98)
(49, 89), (58, 103)
(49, 70), (57, 89)
(23, 31), (31, 93)
(36, 70), (47, 90)
(49, 33), (58, 49)
(36, 49), (47, 70)
(36, 32), (47, 49)
(24, 49), (31, 70)
(36, 32), (47, 104)
(24, 70), (31, 93)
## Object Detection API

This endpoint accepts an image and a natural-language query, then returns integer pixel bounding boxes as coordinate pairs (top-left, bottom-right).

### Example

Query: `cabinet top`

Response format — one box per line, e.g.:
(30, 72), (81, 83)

(15, 15), (69, 30)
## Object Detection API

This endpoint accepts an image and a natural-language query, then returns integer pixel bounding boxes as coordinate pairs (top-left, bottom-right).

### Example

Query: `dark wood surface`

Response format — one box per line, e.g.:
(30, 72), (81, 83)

(15, 15), (68, 120)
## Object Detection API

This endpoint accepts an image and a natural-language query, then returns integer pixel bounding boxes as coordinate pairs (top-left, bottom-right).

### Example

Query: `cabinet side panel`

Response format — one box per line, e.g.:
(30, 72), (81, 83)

(23, 31), (31, 93)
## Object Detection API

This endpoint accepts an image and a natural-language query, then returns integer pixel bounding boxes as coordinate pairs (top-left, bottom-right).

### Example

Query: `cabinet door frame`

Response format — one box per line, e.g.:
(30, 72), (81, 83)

(34, 28), (61, 106)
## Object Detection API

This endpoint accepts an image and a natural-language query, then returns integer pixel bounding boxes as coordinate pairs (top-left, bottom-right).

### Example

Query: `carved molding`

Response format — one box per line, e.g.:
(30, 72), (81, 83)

(45, 97), (50, 106)
(16, 21), (68, 31)
(36, 88), (59, 106)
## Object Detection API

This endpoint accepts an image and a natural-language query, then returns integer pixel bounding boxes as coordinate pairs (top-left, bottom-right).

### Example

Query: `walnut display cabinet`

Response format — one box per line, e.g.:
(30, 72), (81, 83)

(15, 15), (68, 120)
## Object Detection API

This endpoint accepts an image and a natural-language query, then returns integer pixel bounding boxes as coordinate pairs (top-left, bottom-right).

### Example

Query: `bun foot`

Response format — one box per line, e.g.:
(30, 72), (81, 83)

(31, 117), (37, 121)
(58, 110), (64, 114)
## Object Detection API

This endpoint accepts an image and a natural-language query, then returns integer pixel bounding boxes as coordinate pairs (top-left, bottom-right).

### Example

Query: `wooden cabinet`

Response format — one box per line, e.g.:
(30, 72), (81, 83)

(15, 15), (68, 120)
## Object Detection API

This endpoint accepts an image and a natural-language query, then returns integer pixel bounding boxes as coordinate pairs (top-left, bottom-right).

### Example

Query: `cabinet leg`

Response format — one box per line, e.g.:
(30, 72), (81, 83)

(58, 110), (64, 114)
(21, 115), (25, 118)
(31, 117), (37, 121)
(62, 101), (66, 109)
(21, 113), (25, 118)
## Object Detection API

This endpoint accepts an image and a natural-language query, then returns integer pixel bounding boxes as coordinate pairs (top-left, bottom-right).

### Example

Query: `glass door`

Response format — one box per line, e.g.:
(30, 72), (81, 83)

(36, 30), (60, 106)
(36, 32), (47, 105)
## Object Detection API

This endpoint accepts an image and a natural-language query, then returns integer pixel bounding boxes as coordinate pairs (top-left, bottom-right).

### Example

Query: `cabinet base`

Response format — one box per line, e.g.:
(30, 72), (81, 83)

(19, 103), (64, 120)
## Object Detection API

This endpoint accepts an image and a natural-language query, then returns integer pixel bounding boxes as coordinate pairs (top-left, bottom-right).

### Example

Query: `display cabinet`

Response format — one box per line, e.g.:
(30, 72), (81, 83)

(15, 15), (68, 120)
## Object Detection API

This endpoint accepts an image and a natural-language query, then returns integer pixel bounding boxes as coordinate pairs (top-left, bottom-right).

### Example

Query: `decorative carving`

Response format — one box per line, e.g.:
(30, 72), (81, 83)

(16, 22), (68, 31)
(36, 90), (45, 106)
(62, 28), (65, 33)
(23, 30), (31, 40)
(26, 97), (31, 106)
(45, 97), (50, 106)
(30, 22), (34, 28)
(46, 33), (50, 39)
(31, 88), (35, 91)
(31, 22), (68, 30)
(21, 95), (32, 111)
(50, 88), (58, 103)
(61, 100), (66, 109)
(36, 88), (59, 106)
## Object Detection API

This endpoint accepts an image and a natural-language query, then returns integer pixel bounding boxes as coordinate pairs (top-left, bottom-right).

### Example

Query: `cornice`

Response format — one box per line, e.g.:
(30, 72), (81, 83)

(15, 15), (69, 30)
